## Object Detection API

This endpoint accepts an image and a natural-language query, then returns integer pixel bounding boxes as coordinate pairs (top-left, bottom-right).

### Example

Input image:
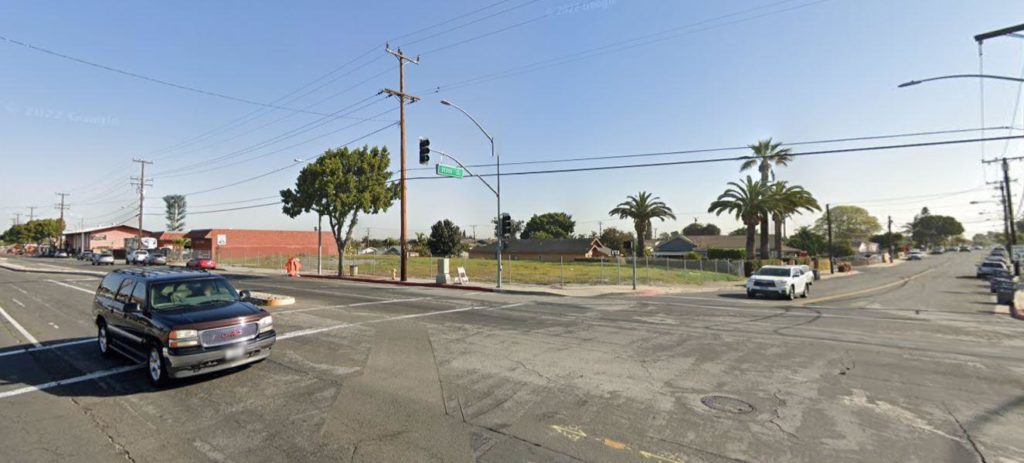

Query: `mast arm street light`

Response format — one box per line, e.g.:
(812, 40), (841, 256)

(440, 99), (503, 289)
(898, 74), (1024, 88)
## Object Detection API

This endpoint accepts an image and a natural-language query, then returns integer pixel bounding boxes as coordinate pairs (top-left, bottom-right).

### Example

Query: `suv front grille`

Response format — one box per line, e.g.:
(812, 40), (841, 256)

(753, 280), (775, 287)
(200, 323), (258, 347)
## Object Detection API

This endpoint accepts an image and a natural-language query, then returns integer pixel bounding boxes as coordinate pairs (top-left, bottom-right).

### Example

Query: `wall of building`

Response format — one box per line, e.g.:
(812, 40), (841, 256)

(66, 227), (147, 252)
(190, 229), (340, 261)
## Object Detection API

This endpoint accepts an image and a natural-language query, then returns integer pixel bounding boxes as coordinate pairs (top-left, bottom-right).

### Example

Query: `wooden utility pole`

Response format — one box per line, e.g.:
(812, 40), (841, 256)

(382, 44), (419, 282)
(55, 193), (70, 248)
(27, 206), (37, 222)
(826, 204), (834, 275)
(887, 215), (893, 259)
(131, 159), (153, 247)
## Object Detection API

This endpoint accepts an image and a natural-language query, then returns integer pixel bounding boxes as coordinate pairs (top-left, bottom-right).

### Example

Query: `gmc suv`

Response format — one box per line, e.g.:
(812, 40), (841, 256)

(93, 268), (275, 385)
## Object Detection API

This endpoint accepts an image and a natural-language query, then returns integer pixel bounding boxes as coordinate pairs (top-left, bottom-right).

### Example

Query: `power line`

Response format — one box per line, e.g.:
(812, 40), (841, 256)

(403, 135), (1024, 181)
(0, 34), (376, 118)
(408, 125), (1016, 172)
(182, 122), (397, 197)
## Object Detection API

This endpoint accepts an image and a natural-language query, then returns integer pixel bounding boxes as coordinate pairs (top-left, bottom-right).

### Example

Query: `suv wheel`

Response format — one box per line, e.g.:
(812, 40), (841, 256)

(787, 286), (796, 300)
(148, 346), (169, 386)
(802, 285), (810, 298)
(98, 324), (112, 358)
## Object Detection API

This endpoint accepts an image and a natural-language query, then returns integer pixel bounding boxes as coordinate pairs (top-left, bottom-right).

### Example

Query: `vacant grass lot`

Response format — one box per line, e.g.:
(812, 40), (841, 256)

(219, 254), (743, 287)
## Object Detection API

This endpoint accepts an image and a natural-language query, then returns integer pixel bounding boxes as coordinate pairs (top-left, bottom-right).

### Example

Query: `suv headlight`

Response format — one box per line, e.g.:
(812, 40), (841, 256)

(168, 329), (199, 348)
(258, 316), (273, 334)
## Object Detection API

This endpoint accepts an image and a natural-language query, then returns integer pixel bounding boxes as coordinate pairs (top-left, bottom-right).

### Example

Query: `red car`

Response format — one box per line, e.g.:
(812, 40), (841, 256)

(186, 257), (217, 270)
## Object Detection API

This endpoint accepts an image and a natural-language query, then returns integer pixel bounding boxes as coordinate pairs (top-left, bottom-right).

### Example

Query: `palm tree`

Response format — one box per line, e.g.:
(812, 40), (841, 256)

(708, 176), (770, 258)
(609, 191), (676, 254)
(766, 181), (820, 257)
(741, 138), (793, 258)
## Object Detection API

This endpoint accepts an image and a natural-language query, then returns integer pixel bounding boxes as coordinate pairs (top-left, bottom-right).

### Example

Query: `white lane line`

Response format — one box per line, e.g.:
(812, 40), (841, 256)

(11, 285), (29, 295)
(278, 302), (527, 340)
(11, 298), (25, 308)
(0, 364), (143, 400)
(48, 279), (95, 294)
(0, 304), (41, 347)
(0, 339), (94, 358)
(276, 297), (431, 314)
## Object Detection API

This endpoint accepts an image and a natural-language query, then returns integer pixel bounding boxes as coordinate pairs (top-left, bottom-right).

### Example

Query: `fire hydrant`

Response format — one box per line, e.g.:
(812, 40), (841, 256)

(391, 268), (397, 280)
(285, 256), (302, 277)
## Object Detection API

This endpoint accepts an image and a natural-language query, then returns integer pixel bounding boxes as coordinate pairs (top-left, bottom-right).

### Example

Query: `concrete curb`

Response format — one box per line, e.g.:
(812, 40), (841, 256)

(797, 268), (935, 306)
(299, 273), (565, 296)
(249, 292), (296, 308)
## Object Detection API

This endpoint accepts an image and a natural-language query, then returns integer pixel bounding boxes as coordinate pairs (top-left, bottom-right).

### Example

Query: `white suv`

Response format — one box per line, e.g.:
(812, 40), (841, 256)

(746, 265), (809, 300)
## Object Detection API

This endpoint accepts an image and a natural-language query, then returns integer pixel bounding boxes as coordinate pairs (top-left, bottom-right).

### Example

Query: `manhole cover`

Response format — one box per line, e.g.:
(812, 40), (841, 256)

(701, 395), (755, 414)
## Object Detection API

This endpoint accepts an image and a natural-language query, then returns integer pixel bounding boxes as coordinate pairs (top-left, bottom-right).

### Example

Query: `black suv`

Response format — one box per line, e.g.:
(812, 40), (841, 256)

(93, 268), (275, 385)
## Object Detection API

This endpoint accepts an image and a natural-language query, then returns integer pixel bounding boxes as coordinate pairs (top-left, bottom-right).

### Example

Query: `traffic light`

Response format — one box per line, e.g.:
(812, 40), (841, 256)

(500, 213), (512, 237)
(418, 137), (430, 165)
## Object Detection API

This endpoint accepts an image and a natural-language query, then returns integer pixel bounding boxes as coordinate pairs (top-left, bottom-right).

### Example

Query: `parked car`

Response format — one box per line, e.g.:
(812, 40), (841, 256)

(145, 253), (167, 266)
(78, 250), (93, 261)
(930, 247), (945, 255)
(977, 261), (1009, 278)
(795, 264), (815, 287)
(959, 246), (970, 252)
(126, 249), (149, 265)
(91, 252), (115, 266)
(54, 250), (69, 258)
(908, 251), (925, 260)
(93, 268), (275, 386)
(186, 257), (217, 270)
(746, 265), (809, 299)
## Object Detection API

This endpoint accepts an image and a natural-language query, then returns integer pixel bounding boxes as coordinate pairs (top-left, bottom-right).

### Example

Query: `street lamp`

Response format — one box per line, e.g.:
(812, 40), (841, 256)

(899, 73), (1024, 274)
(440, 99), (503, 288)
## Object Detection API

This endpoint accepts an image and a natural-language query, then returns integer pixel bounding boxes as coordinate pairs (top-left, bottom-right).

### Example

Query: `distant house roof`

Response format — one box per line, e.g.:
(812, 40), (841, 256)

(682, 235), (803, 253)
(654, 236), (698, 254)
(470, 238), (610, 257)
(62, 224), (149, 236)
(151, 231), (185, 240)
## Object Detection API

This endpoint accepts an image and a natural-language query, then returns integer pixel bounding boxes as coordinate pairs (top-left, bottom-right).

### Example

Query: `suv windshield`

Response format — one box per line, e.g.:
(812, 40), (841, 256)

(149, 279), (238, 311)
(756, 267), (791, 277)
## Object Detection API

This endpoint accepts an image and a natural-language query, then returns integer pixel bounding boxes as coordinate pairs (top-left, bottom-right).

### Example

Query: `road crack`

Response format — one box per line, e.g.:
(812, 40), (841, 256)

(69, 397), (137, 463)
(944, 405), (988, 463)
(768, 390), (800, 441)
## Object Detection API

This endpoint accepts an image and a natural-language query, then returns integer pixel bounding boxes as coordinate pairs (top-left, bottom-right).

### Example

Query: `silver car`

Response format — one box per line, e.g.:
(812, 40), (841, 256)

(145, 253), (167, 265)
(977, 261), (1008, 278)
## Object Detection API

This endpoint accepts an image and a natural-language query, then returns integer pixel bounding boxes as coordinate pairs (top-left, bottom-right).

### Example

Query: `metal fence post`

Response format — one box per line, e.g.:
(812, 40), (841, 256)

(646, 255), (650, 286)
(560, 256), (564, 287)
(617, 257), (621, 285)
(600, 257), (605, 284)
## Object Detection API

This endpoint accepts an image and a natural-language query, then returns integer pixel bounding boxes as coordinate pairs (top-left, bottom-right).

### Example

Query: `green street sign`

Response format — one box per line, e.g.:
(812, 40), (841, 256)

(436, 163), (465, 178)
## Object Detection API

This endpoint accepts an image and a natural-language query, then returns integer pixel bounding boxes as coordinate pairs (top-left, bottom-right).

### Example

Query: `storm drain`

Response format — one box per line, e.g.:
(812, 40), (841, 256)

(700, 395), (755, 414)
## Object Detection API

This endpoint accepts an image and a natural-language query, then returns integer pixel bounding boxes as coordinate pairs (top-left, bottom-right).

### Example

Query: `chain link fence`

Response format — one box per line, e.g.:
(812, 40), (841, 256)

(213, 248), (745, 287)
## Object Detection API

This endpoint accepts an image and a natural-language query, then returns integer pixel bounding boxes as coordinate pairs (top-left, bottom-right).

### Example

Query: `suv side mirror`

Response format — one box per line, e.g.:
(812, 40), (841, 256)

(123, 302), (140, 313)
(239, 290), (251, 301)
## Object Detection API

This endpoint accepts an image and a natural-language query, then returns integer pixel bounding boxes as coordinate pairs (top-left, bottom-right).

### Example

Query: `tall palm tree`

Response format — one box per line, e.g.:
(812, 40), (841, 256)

(766, 181), (821, 257)
(609, 191), (676, 254)
(708, 176), (770, 258)
(741, 138), (793, 258)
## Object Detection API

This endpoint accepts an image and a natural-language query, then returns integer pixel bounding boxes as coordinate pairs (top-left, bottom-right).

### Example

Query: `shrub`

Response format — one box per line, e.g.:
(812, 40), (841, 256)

(708, 248), (746, 259)
(682, 252), (702, 260)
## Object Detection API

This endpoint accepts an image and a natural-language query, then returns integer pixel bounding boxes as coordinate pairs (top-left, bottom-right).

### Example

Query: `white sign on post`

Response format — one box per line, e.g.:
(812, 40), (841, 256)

(456, 266), (469, 285)
(216, 234), (227, 246)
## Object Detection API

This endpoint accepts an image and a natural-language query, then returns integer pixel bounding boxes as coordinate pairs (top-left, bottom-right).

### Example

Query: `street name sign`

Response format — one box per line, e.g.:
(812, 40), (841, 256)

(436, 163), (465, 178)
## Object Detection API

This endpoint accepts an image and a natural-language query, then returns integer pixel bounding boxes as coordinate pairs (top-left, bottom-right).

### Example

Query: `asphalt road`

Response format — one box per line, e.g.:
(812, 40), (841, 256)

(0, 252), (1022, 462)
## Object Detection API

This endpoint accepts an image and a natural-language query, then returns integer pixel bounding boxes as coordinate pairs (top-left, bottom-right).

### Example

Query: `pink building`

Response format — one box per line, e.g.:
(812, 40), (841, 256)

(63, 225), (151, 253)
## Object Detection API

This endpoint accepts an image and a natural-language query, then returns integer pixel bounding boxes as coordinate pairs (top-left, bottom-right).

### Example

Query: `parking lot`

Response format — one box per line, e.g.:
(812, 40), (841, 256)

(1, 253), (1023, 462)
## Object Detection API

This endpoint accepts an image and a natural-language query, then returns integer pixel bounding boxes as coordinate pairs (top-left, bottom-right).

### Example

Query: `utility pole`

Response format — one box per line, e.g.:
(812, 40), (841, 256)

(55, 193), (70, 248)
(131, 159), (153, 248)
(598, 221), (603, 236)
(887, 215), (894, 260)
(983, 156), (1023, 274)
(383, 44), (419, 282)
(27, 206), (37, 222)
(14, 213), (21, 226)
(826, 204), (834, 275)
(316, 214), (323, 276)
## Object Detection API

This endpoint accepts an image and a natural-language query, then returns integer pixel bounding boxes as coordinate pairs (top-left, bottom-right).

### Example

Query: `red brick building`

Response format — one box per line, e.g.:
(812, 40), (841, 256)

(186, 229), (338, 260)
(151, 231), (186, 249)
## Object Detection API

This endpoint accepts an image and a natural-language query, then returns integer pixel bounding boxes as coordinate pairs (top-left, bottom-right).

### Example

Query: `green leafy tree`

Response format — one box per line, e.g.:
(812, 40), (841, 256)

(163, 194), (187, 231)
(411, 232), (431, 257)
(609, 191), (676, 253)
(813, 205), (881, 244)
(728, 227), (747, 236)
(708, 177), (770, 259)
(521, 212), (575, 240)
(766, 181), (820, 257)
(741, 139), (793, 258)
(787, 226), (827, 255)
(428, 219), (463, 257)
(682, 223), (721, 236)
(599, 227), (634, 253)
(870, 232), (904, 252)
(280, 145), (398, 276)
(909, 215), (965, 247)
(22, 219), (65, 246)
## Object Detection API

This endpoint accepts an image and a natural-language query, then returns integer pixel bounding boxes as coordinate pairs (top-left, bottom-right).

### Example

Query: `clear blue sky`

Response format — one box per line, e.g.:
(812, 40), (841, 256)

(1, 0), (1022, 239)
